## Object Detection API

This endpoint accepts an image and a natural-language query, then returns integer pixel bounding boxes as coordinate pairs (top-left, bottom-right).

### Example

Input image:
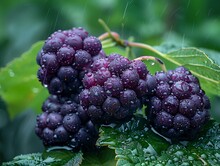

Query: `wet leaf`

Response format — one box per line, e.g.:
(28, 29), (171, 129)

(98, 117), (220, 165)
(2, 153), (51, 166)
(82, 147), (116, 166)
(153, 47), (220, 96)
(98, 117), (170, 165)
(43, 149), (83, 166)
(2, 150), (83, 166)
(165, 48), (220, 96)
(0, 41), (48, 118)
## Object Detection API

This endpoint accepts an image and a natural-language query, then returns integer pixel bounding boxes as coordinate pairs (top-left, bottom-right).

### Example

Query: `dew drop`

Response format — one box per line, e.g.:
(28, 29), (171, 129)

(32, 88), (39, 94)
(8, 69), (15, 77)
(200, 154), (207, 159)
(188, 156), (194, 161)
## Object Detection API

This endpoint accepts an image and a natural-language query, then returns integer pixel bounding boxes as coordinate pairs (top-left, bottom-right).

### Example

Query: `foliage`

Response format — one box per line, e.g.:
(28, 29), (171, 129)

(1, 1), (220, 164)
(99, 118), (220, 165)
(163, 48), (220, 95)
(3, 118), (220, 165)
(0, 42), (48, 118)
(2, 151), (83, 166)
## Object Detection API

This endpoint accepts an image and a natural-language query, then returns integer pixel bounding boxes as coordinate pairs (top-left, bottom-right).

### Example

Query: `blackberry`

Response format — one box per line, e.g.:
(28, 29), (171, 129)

(146, 66), (210, 141)
(80, 54), (150, 124)
(37, 27), (103, 96)
(35, 94), (99, 151)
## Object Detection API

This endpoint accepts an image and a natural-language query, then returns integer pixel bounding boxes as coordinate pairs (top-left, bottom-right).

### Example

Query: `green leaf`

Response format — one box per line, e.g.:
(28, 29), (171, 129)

(155, 47), (220, 96)
(2, 150), (83, 166)
(42, 149), (83, 166)
(98, 117), (170, 165)
(149, 122), (220, 166)
(2, 153), (51, 166)
(98, 117), (220, 165)
(166, 48), (220, 96)
(0, 41), (48, 118)
(82, 147), (116, 166)
(200, 48), (220, 67)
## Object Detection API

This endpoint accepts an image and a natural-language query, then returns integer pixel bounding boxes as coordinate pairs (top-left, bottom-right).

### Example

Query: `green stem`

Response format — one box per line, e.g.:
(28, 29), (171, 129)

(127, 41), (165, 58)
(98, 19), (120, 42)
(134, 56), (167, 72)
(98, 19), (165, 57)
(98, 19), (220, 85)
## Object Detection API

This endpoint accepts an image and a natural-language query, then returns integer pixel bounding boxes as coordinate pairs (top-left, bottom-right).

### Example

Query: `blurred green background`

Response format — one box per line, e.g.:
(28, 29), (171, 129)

(0, 0), (220, 163)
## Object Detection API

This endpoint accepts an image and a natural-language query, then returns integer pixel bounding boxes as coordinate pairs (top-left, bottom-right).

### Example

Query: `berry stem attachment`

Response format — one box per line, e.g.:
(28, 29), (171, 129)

(134, 56), (167, 72)
(99, 32), (120, 41)
(98, 19), (166, 58)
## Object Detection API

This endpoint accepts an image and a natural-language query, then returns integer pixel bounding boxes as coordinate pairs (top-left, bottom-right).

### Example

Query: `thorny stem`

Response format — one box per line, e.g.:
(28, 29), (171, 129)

(134, 56), (167, 72)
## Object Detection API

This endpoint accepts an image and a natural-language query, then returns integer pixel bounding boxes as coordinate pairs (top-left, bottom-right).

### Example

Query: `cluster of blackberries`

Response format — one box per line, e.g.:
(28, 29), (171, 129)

(146, 67), (210, 141)
(80, 55), (155, 124)
(35, 27), (211, 151)
(35, 27), (104, 151)
(36, 27), (104, 96)
(35, 95), (98, 151)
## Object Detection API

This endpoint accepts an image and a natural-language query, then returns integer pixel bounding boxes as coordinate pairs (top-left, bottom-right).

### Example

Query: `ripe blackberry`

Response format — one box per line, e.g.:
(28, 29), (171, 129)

(80, 54), (151, 124)
(37, 27), (103, 96)
(35, 94), (99, 151)
(146, 66), (210, 141)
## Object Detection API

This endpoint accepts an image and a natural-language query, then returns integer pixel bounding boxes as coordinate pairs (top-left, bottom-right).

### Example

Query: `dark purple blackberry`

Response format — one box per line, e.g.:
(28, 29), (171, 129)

(130, 60), (148, 79)
(63, 114), (81, 133)
(92, 50), (107, 61)
(91, 58), (109, 71)
(146, 66), (210, 141)
(121, 69), (139, 89)
(64, 35), (83, 50)
(48, 77), (63, 94)
(57, 66), (78, 82)
(35, 94), (99, 151)
(108, 56), (131, 76)
(57, 45), (75, 66)
(80, 54), (150, 124)
(102, 97), (121, 115)
(37, 27), (103, 96)
(83, 36), (102, 56)
(82, 72), (97, 88)
(41, 53), (59, 74)
(74, 50), (92, 69)
(94, 67), (111, 85)
(104, 76), (123, 97)
(88, 85), (106, 106)
(72, 27), (88, 40)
